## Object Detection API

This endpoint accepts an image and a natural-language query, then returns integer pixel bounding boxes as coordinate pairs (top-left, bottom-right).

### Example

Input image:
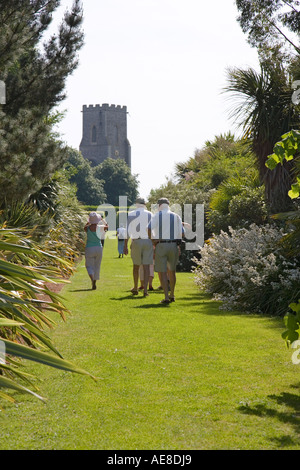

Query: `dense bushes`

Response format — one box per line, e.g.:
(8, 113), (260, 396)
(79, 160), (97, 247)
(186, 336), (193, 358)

(207, 185), (268, 233)
(193, 223), (300, 316)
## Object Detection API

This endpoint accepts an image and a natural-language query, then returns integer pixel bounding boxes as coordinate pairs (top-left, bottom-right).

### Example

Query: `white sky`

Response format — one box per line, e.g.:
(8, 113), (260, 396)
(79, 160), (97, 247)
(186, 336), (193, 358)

(54, 0), (260, 199)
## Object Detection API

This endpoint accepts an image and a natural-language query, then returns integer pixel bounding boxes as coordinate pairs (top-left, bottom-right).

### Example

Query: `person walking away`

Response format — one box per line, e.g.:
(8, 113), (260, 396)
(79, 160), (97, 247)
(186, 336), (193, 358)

(124, 198), (153, 297)
(147, 198), (184, 304)
(97, 214), (109, 248)
(84, 212), (103, 290)
(116, 224), (126, 257)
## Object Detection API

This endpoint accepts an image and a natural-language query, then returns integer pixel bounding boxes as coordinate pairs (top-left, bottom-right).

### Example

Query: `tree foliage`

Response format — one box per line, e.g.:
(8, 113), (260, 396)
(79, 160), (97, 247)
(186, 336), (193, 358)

(93, 158), (139, 206)
(224, 63), (300, 212)
(235, 0), (300, 59)
(1, 0), (84, 116)
(0, 1), (91, 404)
(0, 0), (84, 205)
(66, 148), (106, 205)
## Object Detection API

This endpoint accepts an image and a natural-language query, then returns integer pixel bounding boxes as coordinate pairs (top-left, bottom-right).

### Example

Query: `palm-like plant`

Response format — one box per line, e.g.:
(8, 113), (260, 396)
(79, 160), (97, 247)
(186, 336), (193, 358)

(0, 227), (94, 405)
(224, 64), (299, 213)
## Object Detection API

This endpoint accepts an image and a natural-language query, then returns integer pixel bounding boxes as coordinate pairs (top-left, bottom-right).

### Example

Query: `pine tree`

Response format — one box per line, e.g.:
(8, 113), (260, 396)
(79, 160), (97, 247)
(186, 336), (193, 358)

(0, 1), (84, 205)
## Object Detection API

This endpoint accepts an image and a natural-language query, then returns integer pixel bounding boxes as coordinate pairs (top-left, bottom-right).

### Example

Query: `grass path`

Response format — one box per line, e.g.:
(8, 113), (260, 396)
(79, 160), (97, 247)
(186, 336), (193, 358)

(1, 238), (300, 450)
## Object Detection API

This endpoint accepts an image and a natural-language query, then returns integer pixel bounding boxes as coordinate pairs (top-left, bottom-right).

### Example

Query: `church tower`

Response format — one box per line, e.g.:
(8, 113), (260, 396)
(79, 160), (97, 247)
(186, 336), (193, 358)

(79, 103), (131, 168)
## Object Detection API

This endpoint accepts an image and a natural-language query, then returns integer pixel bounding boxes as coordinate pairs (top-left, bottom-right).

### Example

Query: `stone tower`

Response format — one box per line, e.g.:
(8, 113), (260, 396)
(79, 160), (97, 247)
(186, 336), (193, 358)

(79, 103), (131, 168)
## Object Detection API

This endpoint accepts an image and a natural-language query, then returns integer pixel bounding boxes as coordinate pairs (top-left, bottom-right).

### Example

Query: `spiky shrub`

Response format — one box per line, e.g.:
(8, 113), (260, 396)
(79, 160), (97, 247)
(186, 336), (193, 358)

(0, 228), (93, 405)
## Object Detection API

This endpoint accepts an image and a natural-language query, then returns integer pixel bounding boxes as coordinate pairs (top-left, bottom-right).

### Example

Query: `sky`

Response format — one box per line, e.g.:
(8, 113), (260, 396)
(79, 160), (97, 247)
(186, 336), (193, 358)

(53, 0), (260, 199)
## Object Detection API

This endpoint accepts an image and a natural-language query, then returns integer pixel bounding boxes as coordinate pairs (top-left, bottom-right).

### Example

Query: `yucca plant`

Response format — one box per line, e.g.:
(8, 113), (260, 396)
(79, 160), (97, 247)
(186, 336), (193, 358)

(0, 227), (94, 405)
(224, 64), (299, 213)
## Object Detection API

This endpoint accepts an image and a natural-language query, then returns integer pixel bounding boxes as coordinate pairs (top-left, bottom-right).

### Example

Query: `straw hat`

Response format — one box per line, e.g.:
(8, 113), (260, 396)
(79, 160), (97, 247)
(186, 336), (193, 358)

(88, 212), (102, 224)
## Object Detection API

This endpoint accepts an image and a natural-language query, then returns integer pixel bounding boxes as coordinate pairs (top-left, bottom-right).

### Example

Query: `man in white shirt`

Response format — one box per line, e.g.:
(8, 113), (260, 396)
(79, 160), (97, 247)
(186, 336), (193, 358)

(147, 198), (184, 304)
(124, 198), (153, 297)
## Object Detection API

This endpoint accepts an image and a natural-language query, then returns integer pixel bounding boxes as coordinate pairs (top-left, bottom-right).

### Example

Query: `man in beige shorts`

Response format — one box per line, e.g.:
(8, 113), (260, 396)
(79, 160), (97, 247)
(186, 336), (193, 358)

(124, 198), (153, 297)
(147, 198), (184, 304)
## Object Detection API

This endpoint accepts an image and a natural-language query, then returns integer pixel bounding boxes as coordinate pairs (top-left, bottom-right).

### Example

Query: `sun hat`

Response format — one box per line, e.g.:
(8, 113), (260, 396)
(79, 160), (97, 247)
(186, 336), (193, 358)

(88, 211), (102, 224)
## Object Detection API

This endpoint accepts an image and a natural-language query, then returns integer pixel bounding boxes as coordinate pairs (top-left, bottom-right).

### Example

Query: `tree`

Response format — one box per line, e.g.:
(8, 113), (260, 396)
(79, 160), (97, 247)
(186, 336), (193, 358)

(66, 149), (106, 205)
(0, 1), (90, 403)
(235, 0), (300, 60)
(0, 1), (84, 205)
(1, 0), (84, 117)
(224, 64), (300, 212)
(93, 158), (139, 206)
(174, 133), (256, 191)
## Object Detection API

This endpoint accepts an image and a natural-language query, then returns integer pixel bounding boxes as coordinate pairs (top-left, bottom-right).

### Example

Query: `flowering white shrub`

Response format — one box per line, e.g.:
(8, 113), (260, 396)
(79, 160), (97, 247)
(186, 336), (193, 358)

(193, 223), (300, 315)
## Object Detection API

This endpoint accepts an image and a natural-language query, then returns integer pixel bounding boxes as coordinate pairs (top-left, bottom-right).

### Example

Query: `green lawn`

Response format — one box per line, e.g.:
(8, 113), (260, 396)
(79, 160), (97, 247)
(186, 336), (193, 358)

(1, 237), (300, 450)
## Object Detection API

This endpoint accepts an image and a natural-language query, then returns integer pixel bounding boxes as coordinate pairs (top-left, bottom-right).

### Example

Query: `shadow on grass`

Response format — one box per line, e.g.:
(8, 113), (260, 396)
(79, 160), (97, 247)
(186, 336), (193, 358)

(180, 292), (285, 328)
(238, 383), (300, 448)
(69, 288), (94, 292)
(109, 294), (172, 308)
(133, 303), (171, 309)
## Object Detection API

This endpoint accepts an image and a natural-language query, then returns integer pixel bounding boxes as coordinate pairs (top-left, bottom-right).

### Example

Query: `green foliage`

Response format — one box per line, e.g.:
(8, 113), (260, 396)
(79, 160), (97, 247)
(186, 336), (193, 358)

(1, 170), (86, 258)
(207, 175), (267, 233)
(0, 0), (84, 204)
(266, 129), (300, 200)
(174, 133), (255, 192)
(148, 177), (212, 207)
(282, 300), (300, 345)
(0, 2), (95, 404)
(0, 109), (69, 204)
(149, 134), (263, 244)
(224, 63), (299, 213)
(265, 129), (300, 261)
(228, 188), (268, 226)
(266, 129), (300, 169)
(93, 158), (139, 206)
(235, 0), (300, 59)
(0, 201), (52, 238)
(65, 148), (106, 205)
(1, 0), (84, 117)
(0, 228), (93, 404)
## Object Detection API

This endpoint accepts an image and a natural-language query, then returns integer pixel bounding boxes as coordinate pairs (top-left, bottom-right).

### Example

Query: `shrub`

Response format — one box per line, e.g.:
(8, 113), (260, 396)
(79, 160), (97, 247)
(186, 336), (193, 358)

(0, 228), (93, 403)
(227, 187), (268, 228)
(193, 223), (300, 315)
(206, 174), (265, 233)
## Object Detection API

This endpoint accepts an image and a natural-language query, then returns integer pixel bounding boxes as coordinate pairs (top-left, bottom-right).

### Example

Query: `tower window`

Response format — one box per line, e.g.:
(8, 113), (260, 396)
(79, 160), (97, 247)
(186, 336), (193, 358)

(92, 125), (97, 143)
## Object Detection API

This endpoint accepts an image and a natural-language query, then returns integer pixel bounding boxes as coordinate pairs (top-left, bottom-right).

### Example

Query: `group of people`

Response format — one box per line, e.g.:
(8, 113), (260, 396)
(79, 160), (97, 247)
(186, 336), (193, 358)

(84, 197), (184, 303)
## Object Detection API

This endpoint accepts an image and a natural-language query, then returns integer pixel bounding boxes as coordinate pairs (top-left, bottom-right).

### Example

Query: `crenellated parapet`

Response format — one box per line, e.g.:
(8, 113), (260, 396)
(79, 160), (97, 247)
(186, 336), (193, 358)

(82, 104), (127, 112)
